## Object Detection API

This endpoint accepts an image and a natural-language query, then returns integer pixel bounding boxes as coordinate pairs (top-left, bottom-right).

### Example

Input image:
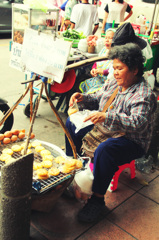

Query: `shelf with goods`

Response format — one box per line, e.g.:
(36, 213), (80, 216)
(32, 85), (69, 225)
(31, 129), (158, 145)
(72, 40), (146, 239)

(12, 3), (59, 45)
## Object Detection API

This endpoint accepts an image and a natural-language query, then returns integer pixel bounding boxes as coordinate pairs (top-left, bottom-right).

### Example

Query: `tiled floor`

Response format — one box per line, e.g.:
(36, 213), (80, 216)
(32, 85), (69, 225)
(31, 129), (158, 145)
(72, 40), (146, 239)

(30, 168), (159, 240)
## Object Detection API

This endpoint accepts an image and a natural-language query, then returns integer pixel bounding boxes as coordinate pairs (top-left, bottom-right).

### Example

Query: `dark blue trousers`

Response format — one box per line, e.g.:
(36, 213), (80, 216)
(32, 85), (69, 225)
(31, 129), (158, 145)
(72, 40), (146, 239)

(65, 118), (145, 195)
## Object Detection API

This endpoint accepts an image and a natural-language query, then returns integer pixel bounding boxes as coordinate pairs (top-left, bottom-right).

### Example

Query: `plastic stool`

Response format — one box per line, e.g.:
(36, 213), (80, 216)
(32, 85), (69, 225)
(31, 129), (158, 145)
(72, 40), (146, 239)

(89, 160), (136, 192)
(108, 160), (136, 192)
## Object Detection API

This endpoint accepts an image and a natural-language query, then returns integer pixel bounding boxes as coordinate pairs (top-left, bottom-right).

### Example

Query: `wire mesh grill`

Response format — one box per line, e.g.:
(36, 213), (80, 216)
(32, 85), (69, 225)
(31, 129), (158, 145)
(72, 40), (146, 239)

(0, 140), (75, 194)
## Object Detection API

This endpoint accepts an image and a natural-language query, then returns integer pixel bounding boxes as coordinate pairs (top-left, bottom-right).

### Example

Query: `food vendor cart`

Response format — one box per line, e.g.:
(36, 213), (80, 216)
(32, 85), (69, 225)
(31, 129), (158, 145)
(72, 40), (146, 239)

(0, 1), (84, 216)
(11, 3), (99, 114)
(11, 3), (61, 111)
(0, 18), (88, 237)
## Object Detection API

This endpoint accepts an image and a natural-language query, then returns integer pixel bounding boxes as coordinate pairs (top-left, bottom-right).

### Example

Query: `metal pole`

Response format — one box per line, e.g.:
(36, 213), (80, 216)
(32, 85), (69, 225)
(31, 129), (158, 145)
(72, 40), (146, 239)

(149, 0), (159, 35)
(152, 2), (159, 31)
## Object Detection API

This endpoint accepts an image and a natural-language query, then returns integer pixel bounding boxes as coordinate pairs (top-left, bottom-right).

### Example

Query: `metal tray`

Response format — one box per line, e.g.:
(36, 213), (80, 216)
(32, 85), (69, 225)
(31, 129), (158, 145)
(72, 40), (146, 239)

(0, 139), (78, 194)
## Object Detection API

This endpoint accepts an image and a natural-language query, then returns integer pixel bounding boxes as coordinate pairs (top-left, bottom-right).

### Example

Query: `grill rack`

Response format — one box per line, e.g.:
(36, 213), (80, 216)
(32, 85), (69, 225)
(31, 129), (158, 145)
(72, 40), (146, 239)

(0, 139), (84, 195)
(32, 173), (73, 194)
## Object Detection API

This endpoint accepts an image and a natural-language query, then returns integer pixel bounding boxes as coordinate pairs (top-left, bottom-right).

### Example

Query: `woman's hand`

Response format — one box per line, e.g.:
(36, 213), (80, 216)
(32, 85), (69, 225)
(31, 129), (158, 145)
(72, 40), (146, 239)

(90, 68), (97, 77)
(84, 112), (106, 124)
(90, 68), (104, 77)
(96, 68), (104, 75)
(69, 92), (83, 107)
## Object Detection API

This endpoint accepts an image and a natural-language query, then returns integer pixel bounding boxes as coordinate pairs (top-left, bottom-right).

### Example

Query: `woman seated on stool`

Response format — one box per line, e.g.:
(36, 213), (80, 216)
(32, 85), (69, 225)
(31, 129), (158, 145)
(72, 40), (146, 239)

(65, 43), (157, 223)
(79, 28), (115, 94)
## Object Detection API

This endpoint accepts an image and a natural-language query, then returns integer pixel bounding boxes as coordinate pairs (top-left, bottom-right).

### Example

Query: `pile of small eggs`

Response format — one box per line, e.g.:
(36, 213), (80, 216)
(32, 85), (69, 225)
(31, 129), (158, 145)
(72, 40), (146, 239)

(0, 129), (35, 145)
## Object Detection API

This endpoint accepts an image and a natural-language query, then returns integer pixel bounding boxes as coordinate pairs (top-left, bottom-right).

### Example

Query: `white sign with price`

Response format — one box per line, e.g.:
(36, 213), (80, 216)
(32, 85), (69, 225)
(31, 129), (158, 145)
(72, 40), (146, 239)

(9, 42), (22, 71)
(21, 28), (72, 83)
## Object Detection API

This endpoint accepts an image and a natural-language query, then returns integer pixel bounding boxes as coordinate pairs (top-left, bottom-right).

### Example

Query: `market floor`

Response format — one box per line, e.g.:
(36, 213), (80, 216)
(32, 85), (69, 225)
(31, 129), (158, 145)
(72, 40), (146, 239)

(29, 166), (159, 240)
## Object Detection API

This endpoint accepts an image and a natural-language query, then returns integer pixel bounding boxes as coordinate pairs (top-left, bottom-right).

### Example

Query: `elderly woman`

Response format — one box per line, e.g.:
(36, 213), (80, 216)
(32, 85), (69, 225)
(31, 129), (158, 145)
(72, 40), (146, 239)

(79, 28), (115, 94)
(65, 43), (157, 223)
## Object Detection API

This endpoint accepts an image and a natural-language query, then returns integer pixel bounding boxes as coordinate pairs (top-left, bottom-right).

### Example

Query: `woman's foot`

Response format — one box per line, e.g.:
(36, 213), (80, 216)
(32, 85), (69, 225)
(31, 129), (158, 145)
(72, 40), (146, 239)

(78, 195), (106, 223)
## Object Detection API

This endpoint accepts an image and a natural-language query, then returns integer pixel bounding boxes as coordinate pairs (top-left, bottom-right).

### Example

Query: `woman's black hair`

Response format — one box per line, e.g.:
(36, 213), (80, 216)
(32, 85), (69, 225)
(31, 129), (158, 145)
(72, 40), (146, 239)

(108, 43), (145, 77)
(112, 0), (124, 3)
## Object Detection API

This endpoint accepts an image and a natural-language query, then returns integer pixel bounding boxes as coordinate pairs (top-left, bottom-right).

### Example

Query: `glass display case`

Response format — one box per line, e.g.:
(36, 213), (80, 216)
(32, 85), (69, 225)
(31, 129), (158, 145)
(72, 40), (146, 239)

(12, 3), (59, 44)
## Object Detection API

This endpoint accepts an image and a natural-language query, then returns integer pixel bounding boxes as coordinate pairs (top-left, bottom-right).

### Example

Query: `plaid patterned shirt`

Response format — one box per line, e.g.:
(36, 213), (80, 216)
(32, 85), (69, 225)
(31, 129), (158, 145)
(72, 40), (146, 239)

(79, 77), (157, 153)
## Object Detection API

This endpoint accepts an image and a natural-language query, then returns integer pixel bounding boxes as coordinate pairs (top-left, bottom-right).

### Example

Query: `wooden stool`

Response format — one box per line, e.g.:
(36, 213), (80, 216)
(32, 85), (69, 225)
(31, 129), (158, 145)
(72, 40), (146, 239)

(108, 160), (136, 192)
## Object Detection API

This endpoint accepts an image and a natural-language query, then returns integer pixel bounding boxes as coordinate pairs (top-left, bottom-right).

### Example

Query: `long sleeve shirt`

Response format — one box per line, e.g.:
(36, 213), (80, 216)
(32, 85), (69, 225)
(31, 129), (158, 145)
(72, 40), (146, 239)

(79, 77), (157, 153)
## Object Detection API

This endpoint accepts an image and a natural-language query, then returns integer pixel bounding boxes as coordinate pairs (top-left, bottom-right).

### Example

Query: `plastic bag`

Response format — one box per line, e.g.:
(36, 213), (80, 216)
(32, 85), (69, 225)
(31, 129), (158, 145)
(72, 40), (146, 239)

(63, 158), (93, 202)
(135, 155), (154, 174)
(143, 70), (155, 90)
(70, 110), (96, 133)
(142, 40), (153, 60)
(23, 0), (48, 12)
(73, 159), (94, 202)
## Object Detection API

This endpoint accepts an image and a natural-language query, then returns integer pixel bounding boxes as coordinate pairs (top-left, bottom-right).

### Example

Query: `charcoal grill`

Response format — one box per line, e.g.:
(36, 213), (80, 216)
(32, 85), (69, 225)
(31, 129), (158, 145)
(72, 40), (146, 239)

(0, 79), (81, 212)
(0, 139), (81, 195)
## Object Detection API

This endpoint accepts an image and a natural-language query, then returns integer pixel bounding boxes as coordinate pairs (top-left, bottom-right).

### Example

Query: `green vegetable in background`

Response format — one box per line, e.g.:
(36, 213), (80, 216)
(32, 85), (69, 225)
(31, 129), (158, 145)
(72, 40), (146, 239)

(63, 29), (86, 39)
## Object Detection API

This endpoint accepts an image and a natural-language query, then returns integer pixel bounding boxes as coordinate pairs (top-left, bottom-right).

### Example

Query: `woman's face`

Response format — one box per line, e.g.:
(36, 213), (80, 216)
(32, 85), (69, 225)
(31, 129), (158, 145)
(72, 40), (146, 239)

(104, 31), (114, 49)
(113, 59), (138, 91)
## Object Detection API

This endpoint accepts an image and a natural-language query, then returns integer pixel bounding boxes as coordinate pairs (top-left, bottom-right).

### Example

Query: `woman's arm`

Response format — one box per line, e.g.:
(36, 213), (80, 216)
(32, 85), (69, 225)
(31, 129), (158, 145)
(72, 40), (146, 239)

(93, 24), (99, 35)
(104, 93), (157, 133)
(71, 22), (75, 29)
(124, 9), (133, 22)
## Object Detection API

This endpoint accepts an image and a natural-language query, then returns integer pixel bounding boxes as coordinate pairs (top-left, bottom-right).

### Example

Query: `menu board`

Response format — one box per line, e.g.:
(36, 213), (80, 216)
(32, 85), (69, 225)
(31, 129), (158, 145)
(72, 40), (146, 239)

(20, 28), (72, 83)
